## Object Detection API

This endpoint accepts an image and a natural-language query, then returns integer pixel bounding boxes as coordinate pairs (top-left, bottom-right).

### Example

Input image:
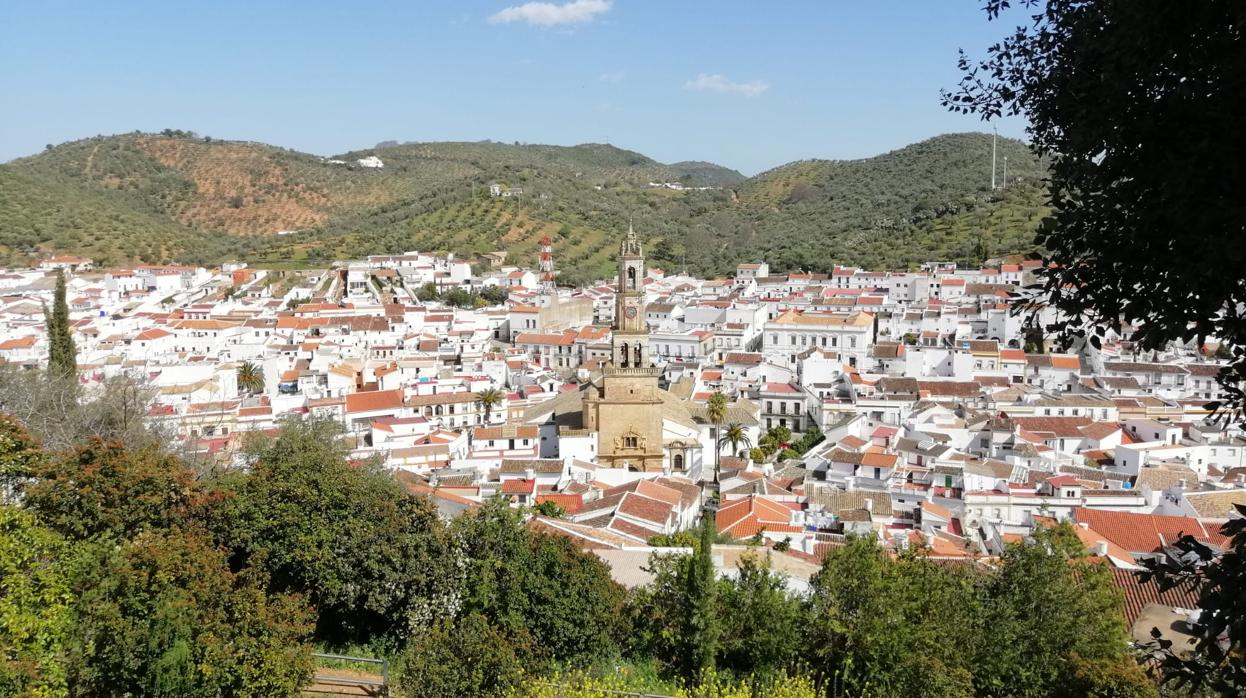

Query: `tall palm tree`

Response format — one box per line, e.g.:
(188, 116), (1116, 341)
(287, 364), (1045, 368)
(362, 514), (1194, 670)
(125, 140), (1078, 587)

(237, 361), (264, 396)
(706, 391), (728, 484)
(718, 422), (753, 463)
(475, 387), (505, 424)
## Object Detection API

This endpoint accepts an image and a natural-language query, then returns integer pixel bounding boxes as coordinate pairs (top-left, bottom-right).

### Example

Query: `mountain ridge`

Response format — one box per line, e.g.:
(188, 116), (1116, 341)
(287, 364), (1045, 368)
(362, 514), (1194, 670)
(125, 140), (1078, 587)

(0, 131), (1046, 277)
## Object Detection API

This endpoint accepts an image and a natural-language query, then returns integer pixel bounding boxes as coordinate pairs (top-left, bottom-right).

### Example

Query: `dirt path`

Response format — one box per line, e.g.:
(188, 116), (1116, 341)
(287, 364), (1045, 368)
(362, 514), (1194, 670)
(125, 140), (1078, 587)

(303, 668), (387, 696)
(83, 143), (99, 177)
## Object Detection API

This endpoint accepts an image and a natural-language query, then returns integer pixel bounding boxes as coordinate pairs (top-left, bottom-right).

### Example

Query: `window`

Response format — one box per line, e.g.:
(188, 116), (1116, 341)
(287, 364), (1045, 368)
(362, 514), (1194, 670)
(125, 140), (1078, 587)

(623, 436), (638, 448)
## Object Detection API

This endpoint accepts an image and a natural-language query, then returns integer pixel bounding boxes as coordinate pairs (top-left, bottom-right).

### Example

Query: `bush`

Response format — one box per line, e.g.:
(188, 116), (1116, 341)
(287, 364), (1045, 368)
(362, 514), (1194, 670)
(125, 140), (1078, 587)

(202, 417), (461, 645)
(400, 613), (524, 698)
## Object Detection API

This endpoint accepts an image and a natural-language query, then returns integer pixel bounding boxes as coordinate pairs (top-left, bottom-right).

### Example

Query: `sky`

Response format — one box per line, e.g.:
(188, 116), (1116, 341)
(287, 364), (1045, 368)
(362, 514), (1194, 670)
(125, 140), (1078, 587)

(0, 1), (1031, 175)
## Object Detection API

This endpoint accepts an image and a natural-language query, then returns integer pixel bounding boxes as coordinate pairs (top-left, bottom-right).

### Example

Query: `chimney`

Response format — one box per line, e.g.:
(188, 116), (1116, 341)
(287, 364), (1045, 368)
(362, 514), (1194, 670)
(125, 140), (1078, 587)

(1093, 540), (1109, 557)
(864, 498), (874, 513)
(525, 468), (535, 481)
(1236, 473), (1245, 487)
(1177, 478), (1187, 490)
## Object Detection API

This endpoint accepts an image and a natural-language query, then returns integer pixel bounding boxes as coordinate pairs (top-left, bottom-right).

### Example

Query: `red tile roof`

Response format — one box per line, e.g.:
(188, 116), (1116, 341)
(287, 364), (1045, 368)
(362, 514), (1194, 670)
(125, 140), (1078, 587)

(1074, 508), (1230, 554)
(344, 388), (405, 414)
(1110, 568), (1200, 626)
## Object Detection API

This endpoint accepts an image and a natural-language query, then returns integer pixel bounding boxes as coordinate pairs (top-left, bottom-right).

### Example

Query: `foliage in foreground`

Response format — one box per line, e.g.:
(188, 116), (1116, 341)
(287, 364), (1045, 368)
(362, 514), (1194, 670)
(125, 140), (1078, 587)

(1139, 503), (1246, 693)
(0, 408), (1189, 697)
(0, 418), (315, 697)
(507, 668), (816, 698)
(946, 0), (1246, 420)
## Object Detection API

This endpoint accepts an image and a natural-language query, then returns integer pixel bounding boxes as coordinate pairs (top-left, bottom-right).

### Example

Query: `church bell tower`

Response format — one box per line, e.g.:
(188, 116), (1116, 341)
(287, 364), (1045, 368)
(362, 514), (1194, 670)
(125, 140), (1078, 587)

(582, 221), (664, 471)
(613, 222), (650, 367)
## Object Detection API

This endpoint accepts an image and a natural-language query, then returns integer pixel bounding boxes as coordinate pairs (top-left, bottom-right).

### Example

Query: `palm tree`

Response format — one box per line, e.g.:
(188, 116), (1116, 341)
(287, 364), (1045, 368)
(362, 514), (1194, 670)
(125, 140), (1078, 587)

(706, 391), (728, 485)
(475, 387), (505, 424)
(718, 422), (753, 462)
(237, 361), (264, 396)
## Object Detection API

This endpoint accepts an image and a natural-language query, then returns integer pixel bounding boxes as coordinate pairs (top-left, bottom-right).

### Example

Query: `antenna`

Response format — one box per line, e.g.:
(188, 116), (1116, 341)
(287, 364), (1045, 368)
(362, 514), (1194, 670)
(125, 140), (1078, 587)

(991, 126), (998, 190)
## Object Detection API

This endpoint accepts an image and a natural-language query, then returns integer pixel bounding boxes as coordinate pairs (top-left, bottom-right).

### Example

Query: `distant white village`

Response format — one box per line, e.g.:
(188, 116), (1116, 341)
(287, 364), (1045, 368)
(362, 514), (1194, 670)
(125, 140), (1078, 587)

(4, 229), (1242, 615)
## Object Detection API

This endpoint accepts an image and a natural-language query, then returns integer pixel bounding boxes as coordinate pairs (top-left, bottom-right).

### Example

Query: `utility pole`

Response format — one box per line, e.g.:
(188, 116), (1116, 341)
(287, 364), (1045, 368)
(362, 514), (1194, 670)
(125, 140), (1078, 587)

(991, 126), (998, 190)
(1002, 156), (1008, 190)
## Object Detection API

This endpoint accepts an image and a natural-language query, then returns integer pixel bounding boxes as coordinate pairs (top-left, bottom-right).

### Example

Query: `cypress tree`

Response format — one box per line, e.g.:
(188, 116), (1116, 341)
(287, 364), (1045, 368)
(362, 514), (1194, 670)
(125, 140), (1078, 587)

(45, 269), (77, 381)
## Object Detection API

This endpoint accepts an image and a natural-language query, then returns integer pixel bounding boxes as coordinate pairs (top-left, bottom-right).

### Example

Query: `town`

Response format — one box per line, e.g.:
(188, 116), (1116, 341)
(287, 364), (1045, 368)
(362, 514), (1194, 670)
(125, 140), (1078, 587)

(4, 227), (1239, 640)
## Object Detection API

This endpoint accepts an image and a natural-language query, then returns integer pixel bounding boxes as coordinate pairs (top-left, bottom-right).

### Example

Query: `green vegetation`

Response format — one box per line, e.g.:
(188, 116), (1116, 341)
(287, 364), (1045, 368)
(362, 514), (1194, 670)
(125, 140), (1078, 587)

(44, 269), (76, 381)
(416, 281), (509, 308)
(474, 387), (506, 422)
(2, 131), (1044, 275)
(707, 391), (728, 484)
(0, 398), (1166, 697)
(236, 361), (264, 395)
(948, 0), (1246, 427)
(203, 418), (460, 646)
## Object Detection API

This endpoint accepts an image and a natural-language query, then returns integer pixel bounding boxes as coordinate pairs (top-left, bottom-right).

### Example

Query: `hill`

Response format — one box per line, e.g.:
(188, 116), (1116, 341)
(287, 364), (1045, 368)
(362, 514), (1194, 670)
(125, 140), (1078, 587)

(0, 131), (1045, 275)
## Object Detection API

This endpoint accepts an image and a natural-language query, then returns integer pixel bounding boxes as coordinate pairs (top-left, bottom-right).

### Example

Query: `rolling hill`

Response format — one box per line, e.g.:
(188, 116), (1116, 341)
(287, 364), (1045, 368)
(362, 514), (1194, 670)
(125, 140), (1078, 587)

(0, 131), (1046, 277)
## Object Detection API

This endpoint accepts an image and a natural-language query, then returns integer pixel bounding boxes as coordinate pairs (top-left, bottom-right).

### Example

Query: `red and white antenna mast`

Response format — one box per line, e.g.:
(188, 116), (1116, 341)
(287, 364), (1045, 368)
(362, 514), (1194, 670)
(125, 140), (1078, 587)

(539, 232), (555, 294)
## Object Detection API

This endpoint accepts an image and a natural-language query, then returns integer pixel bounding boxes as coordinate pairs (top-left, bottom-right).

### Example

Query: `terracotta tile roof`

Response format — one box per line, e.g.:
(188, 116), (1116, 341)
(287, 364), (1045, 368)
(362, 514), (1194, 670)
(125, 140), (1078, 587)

(917, 381), (983, 397)
(501, 478), (536, 495)
(344, 388), (405, 414)
(616, 493), (674, 526)
(1026, 353), (1081, 370)
(1010, 416), (1094, 438)
(1103, 361), (1189, 375)
(1110, 568), (1200, 626)
(634, 479), (684, 507)
(534, 493), (584, 514)
(716, 495), (801, 538)
(606, 517), (661, 542)
(134, 328), (172, 341)
(474, 425), (537, 441)
(499, 458), (563, 474)
(1079, 422), (1122, 440)
(406, 391), (478, 406)
(1182, 490), (1246, 519)
(1074, 508), (1230, 554)
(0, 336), (38, 349)
(921, 501), (952, 520)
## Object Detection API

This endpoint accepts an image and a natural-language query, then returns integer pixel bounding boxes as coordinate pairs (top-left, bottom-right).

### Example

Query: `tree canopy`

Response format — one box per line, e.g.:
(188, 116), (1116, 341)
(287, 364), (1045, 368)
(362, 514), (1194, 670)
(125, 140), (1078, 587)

(945, 0), (1246, 419)
(202, 417), (460, 645)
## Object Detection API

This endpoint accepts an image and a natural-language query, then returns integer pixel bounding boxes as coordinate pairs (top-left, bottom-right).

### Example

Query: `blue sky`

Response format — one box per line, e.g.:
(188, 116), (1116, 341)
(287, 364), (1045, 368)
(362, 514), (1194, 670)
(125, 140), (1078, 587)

(0, 1), (1030, 175)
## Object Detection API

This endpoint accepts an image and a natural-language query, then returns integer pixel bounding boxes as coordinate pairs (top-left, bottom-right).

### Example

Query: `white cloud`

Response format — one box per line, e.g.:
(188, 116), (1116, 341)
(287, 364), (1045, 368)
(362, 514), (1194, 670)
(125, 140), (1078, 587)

(490, 0), (611, 26)
(683, 73), (769, 98)
(598, 70), (625, 83)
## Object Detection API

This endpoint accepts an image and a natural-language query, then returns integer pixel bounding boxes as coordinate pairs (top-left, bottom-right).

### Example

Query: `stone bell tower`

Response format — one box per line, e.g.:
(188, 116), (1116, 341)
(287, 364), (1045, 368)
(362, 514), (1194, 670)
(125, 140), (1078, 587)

(582, 221), (664, 470)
